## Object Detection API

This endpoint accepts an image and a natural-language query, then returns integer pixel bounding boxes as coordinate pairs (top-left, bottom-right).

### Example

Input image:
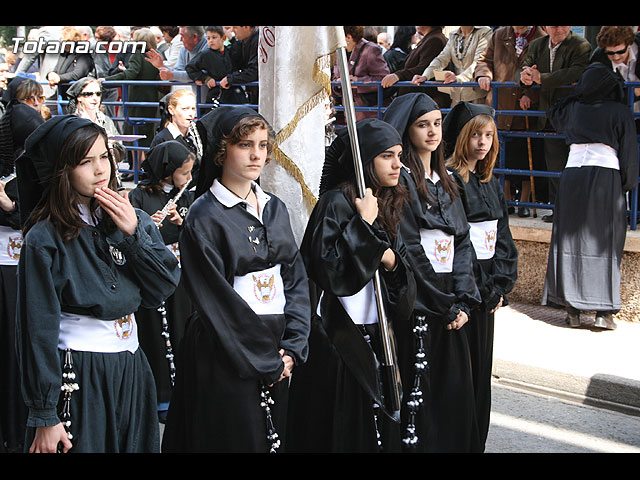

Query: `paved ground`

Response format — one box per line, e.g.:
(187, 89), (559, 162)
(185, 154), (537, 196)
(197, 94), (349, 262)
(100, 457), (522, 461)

(493, 302), (640, 416)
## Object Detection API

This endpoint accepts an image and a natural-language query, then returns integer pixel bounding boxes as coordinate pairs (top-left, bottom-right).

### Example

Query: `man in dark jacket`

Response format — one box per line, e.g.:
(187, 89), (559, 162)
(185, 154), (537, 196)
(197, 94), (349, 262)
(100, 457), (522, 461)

(220, 26), (259, 104)
(516, 26), (591, 220)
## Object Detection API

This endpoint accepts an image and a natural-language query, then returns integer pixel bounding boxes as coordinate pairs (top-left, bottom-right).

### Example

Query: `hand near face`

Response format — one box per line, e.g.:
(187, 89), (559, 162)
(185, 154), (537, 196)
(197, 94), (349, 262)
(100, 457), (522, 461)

(94, 187), (138, 237)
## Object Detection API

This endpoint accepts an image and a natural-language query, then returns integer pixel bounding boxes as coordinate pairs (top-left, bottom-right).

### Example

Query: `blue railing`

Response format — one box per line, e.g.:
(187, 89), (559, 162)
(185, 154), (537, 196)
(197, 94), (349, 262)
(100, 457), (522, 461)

(45, 78), (640, 229)
(336, 79), (640, 230)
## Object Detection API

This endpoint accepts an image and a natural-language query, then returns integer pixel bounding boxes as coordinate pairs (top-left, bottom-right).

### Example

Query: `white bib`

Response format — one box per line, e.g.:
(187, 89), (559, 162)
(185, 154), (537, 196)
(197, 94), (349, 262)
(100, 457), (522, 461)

(233, 264), (286, 315)
(468, 219), (498, 260)
(420, 228), (455, 273)
(0, 226), (22, 266)
(58, 312), (138, 354)
(167, 241), (181, 268)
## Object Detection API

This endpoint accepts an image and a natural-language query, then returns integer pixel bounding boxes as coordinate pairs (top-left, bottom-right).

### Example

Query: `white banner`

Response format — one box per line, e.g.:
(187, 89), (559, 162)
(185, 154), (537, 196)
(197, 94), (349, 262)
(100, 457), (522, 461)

(258, 26), (346, 244)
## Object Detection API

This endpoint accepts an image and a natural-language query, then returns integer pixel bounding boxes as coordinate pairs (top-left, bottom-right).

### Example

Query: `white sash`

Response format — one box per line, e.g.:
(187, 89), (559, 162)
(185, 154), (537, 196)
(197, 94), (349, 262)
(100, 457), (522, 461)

(338, 280), (379, 325)
(167, 241), (181, 268)
(468, 219), (498, 260)
(566, 143), (619, 170)
(233, 264), (286, 315)
(0, 226), (22, 266)
(58, 312), (138, 353)
(420, 228), (454, 273)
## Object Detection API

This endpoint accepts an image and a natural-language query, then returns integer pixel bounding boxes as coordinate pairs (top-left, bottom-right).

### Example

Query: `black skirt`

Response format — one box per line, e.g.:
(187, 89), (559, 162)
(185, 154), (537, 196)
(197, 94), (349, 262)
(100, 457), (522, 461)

(543, 166), (627, 312)
(24, 347), (159, 453)
(162, 313), (289, 453)
(0, 264), (27, 452)
(286, 315), (401, 453)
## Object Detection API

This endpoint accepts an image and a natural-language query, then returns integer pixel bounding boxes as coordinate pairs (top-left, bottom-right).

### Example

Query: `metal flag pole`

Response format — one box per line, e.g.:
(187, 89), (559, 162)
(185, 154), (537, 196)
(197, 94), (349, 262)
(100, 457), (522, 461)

(335, 46), (402, 414)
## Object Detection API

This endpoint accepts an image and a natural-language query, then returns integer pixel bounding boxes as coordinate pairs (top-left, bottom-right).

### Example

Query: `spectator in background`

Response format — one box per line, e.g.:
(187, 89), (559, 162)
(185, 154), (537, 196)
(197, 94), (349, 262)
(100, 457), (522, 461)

(93, 26), (121, 118)
(157, 27), (183, 69)
(475, 26), (546, 217)
(411, 26), (493, 106)
(383, 26), (416, 74)
(377, 31), (391, 53)
(516, 26), (591, 222)
(76, 26), (95, 46)
(151, 27), (168, 59)
(590, 26), (640, 129)
(186, 26), (246, 106)
(542, 63), (638, 331)
(148, 26), (208, 83)
(102, 27), (160, 168)
(381, 26), (448, 105)
(46, 26), (95, 102)
(14, 26), (63, 99)
(332, 26), (390, 121)
(220, 26), (259, 105)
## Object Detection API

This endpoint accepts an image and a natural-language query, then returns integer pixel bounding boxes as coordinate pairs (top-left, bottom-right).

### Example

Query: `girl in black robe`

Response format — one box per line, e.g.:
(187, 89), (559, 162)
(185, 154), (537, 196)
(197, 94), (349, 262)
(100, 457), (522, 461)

(286, 118), (416, 453)
(443, 101), (518, 452)
(15, 116), (180, 453)
(383, 92), (481, 453)
(128, 141), (195, 420)
(542, 62), (639, 330)
(161, 106), (311, 453)
(0, 77), (45, 452)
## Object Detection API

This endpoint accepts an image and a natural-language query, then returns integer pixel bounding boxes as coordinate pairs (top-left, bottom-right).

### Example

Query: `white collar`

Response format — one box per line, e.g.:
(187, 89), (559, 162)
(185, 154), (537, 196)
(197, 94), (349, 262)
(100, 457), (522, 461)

(426, 169), (441, 184)
(167, 122), (184, 139)
(210, 178), (271, 222)
(78, 204), (102, 226)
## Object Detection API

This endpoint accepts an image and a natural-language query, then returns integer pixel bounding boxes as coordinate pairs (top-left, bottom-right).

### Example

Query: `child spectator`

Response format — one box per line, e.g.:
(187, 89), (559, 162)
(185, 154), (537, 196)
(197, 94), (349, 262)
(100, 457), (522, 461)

(185, 26), (247, 106)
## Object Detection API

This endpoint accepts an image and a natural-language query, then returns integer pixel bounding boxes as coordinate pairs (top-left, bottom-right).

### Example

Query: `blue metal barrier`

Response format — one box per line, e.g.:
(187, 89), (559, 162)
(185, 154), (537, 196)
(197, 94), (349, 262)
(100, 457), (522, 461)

(333, 79), (640, 230)
(46, 78), (640, 229)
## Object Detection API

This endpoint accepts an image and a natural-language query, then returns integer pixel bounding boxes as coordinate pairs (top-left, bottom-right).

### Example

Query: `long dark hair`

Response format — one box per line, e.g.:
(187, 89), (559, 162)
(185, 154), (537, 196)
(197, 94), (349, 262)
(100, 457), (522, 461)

(24, 124), (118, 241)
(402, 132), (459, 202)
(339, 159), (407, 239)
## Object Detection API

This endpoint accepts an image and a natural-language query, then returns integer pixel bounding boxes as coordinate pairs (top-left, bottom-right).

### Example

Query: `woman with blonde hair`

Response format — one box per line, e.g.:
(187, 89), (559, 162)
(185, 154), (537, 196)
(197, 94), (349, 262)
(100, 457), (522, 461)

(151, 89), (203, 182)
(443, 101), (518, 451)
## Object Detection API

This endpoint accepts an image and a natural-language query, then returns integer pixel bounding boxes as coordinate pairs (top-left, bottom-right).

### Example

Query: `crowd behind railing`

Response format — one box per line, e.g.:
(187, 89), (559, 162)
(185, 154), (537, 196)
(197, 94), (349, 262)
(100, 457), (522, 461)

(39, 76), (640, 229)
(2, 25), (640, 228)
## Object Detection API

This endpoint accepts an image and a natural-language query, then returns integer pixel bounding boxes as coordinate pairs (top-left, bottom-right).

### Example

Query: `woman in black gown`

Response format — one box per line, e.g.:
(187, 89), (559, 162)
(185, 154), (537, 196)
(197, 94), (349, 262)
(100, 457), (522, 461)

(542, 62), (638, 330)
(444, 101), (518, 452)
(161, 106), (311, 453)
(383, 92), (481, 452)
(287, 118), (416, 453)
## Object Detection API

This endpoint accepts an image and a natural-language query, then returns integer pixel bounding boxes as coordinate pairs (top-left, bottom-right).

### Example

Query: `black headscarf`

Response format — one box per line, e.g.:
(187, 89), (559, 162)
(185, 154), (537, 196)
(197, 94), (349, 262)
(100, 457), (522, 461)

(16, 115), (99, 225)
(319, 118), (402, 195)
(556, 62), (625, 109)
(65, 77), (101, 114)
(383, 92), (440, 138)
(141, 140), (192, 187)
(441, 101), (495, 158)
(194, 105), (266, 199)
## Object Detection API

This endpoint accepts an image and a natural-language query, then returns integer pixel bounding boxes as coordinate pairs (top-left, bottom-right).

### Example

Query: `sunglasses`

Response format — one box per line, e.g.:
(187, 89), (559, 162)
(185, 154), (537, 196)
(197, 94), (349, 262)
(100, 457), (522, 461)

(605, 46), (628, 56)
(24, 95), (46, 103)
(79, 91), (102, 97)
